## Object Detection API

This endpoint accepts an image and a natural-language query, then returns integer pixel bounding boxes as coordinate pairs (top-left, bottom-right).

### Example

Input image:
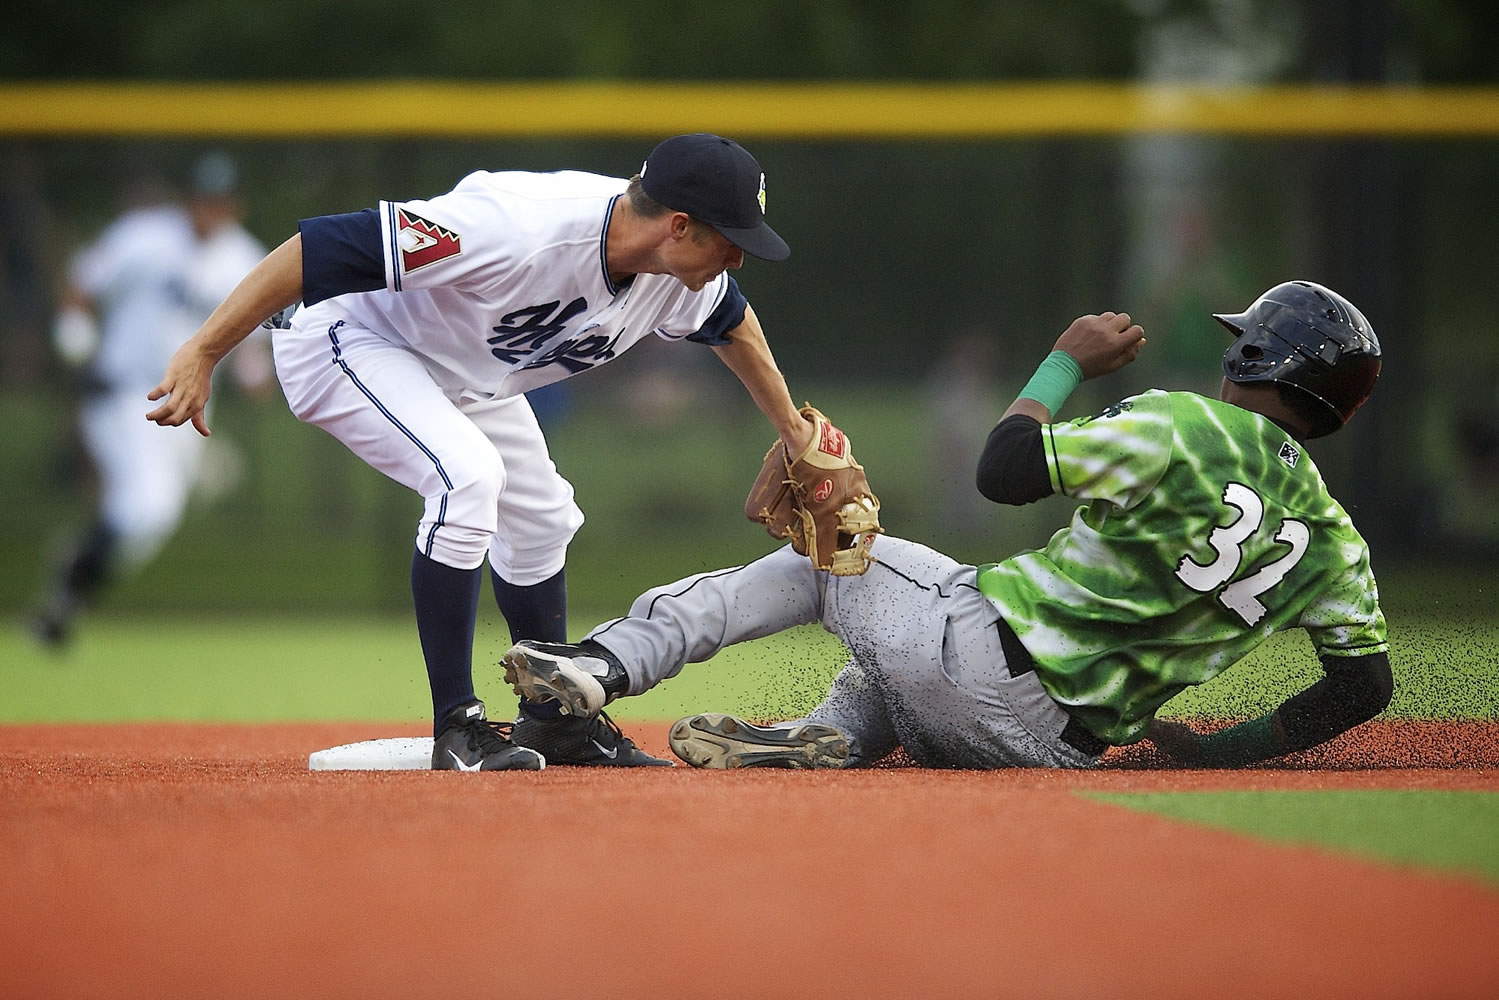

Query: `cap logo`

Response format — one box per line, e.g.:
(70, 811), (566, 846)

(639, 134), (788, 261)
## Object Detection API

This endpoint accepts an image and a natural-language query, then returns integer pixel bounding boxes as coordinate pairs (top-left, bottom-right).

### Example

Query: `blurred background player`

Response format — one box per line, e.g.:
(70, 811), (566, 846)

(30, 152), (270, 647)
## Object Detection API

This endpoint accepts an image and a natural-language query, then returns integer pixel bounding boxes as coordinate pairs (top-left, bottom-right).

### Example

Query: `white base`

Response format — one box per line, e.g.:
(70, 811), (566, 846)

(308, 737), (434, 771)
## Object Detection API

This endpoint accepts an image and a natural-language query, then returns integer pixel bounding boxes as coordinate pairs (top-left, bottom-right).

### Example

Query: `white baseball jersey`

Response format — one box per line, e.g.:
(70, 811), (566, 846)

(71, 204), (267, 388)
(70, 204), (195, 387)
(173, 222), (268, 340)
(303, 169), (741, 397)
(279, 168), (747, 577)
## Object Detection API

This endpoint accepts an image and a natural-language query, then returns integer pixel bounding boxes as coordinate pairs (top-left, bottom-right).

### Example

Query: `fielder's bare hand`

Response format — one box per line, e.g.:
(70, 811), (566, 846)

(146, 338), (220, 437)
(147, 233), (309, 437)
(1053, 312), (1147, 380)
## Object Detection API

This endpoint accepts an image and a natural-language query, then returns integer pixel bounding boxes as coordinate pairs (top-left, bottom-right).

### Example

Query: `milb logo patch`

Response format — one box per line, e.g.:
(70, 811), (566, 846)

(396, 209), (462, 272)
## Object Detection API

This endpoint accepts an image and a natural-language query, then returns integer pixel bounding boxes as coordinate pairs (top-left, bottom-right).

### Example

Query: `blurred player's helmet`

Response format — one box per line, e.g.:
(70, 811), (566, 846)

(190, 151), (239, 198)
(1215, 280), (1382, 438)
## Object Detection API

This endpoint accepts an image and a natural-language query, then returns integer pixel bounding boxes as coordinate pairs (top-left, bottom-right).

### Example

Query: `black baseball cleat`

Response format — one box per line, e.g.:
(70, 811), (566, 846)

(431, 700), (545, 771)
(501, 640), (628, 720)
(26, 591), (77, 650)
(669, 713), (851, 769)
(27, 608), (71, 650)
(511, 709), (672, 767)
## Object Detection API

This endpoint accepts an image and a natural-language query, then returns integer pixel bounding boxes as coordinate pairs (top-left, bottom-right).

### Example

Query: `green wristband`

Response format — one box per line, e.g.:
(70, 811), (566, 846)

(1017, 351), (1084, 416)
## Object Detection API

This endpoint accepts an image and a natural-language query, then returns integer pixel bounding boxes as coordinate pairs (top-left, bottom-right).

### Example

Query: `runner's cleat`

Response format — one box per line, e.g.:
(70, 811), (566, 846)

(501, 640), (626, 719)
(668, 713), (851, 769)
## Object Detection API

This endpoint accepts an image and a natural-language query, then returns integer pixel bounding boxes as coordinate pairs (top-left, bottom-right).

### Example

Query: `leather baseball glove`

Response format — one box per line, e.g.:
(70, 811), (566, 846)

(745, 405), (882, 575)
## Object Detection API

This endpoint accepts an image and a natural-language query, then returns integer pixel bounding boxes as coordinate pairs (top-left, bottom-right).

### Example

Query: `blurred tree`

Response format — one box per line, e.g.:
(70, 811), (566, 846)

(5, 0), (1495, 82)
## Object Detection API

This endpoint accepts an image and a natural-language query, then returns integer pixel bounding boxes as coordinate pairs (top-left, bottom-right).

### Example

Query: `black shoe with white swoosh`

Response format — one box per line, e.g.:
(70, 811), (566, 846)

(431, 700), (546, 771)
(510, 709), (672, 767)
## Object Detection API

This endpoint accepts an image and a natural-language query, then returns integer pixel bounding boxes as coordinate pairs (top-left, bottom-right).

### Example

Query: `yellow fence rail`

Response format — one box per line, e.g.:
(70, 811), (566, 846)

(3, 82), (1499, 138)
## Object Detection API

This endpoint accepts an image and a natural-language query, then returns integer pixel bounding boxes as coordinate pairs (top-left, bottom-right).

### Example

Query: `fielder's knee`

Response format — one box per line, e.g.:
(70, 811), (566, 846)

(416, 459), (505, 569)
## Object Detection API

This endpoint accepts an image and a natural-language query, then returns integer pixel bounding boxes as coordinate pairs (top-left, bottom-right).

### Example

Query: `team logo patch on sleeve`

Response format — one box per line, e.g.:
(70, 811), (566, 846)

(396, 209), (462, 272)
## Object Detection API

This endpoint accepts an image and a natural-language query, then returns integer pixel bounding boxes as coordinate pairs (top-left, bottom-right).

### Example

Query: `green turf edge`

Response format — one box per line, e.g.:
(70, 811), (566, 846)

(0, 614), (852, 724)
(1083, 790), (1499, 887)
(3, 610), (1497, 723)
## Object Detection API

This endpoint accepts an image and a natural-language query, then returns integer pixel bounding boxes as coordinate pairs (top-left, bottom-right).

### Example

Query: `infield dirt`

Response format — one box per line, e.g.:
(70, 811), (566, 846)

(3, 720), (1497, 999)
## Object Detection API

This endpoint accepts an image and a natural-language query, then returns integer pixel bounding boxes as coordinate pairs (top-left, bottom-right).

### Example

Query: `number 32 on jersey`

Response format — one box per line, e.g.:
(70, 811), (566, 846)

(1174, 482), (1310, 627)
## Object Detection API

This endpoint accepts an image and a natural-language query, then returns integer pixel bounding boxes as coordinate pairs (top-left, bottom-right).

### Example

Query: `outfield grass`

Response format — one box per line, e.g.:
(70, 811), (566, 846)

(1089, 790), (1499, 886)
(2, 606), (1494, 724)
(0, 611), (850, 724)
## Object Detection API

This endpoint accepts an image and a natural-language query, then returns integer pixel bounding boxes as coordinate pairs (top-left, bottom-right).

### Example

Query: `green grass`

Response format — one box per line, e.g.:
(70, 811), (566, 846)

(1152, 619), (1499, 721)
(0, 611), (850, 725)
(2, 607), (1493, 724)
(1087, 790), (1499, 886)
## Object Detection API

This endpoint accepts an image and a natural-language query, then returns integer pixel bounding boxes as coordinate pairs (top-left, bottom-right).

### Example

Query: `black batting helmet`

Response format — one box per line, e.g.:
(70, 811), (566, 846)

(1215, 280), (1382, 438)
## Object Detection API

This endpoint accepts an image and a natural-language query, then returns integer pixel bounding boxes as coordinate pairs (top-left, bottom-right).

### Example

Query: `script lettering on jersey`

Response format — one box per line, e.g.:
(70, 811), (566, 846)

(487, 299), (623, 375)
(518, 323), (623, 375)
(488, 298), (590, 362)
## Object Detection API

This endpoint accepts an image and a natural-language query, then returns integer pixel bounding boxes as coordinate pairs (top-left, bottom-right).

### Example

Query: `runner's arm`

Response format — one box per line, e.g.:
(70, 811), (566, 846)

(1148, 651), (1393, 767)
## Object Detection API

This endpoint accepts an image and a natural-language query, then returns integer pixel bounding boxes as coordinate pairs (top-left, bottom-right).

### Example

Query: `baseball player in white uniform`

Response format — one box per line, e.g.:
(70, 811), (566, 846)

(33, 153), (267, 647)
(147, 134), (820, 771)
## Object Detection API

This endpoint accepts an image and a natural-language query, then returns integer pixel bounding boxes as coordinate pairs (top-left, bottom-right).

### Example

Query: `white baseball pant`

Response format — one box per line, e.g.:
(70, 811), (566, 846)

(585, 535), (1101, 769)
(81, 387), (206, 568)
(272, 302), (584, 582)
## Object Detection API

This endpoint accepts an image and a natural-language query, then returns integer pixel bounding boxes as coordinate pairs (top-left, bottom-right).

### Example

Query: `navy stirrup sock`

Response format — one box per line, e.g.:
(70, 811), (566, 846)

(411, 550), (483, 736)
(492, 566), (568, 718)
(491, 566), (567, 642)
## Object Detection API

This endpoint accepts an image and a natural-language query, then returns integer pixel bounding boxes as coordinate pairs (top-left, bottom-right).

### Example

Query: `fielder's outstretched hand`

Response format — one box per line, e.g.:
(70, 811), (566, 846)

(146, 340), (218, 437)
(1053, 312), (1147, 380)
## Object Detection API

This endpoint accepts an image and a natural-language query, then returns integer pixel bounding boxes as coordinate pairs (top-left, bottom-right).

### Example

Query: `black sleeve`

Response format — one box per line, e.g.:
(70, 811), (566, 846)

(298, 209), (386, 306)
(975, 414), (1054, 505)
(1158, 649), (1393, 766)
(685, 276), (748, 346)
(1277, 651), (1394, 753)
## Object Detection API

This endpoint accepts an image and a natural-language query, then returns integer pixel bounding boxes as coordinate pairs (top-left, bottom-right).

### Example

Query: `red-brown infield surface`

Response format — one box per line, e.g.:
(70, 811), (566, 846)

(3, 721), (1497, 999)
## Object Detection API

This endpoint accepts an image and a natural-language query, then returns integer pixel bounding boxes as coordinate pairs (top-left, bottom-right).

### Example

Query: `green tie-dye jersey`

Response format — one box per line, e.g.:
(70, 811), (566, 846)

(975, 389), (1387, 746)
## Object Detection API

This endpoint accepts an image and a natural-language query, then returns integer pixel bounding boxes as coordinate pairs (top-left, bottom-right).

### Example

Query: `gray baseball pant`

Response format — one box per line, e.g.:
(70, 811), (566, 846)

(584, 535), (1100, 769)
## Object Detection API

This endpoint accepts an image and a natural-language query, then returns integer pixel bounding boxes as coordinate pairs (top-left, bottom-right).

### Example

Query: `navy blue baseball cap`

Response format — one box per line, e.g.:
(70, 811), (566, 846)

(640, 133), (790, 261)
